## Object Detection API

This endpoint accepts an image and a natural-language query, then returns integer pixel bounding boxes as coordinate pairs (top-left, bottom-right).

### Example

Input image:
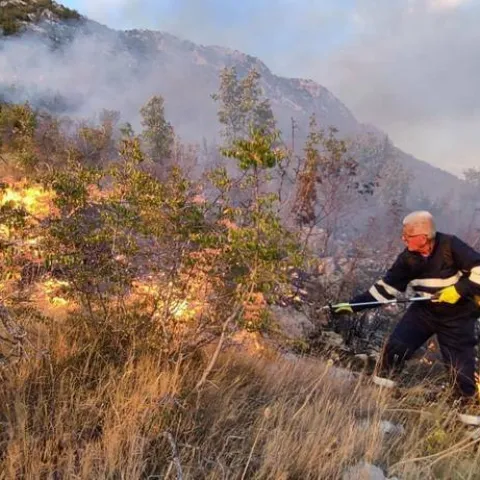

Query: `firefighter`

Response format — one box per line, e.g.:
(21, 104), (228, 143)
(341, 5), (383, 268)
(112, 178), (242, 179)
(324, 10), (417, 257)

(334, 211), (480, 424)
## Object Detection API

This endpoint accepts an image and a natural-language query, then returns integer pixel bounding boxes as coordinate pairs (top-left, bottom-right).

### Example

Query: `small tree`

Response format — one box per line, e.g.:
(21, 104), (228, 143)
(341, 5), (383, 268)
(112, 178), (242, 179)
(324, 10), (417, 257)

(72, 109), (120, 167)
(140, 95), (174, 165)
(464, 167), (480, 188)
(207, 127), (302, 329)
(212, 67), (275, 143)
(0, 102), (38, 170)
(292, 115), (362, 249)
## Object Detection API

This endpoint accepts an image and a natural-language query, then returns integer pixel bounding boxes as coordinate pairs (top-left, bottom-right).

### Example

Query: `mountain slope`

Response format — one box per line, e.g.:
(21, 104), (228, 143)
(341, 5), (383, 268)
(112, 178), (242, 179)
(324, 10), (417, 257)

(0, 0), (476, 217)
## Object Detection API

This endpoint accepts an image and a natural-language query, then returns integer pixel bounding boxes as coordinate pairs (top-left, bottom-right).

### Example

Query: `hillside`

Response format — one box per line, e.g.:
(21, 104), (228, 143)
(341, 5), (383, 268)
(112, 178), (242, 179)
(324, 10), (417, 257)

(1, 4), (480, 478)
(0, 0), (477, 217)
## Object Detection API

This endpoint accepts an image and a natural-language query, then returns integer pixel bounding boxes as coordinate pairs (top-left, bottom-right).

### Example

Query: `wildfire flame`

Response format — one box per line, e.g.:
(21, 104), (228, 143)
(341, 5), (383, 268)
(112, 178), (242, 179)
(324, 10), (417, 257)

(29, 278), (73, 319)
(0, 183), (56, 219)
(170, 299), (189, 319)
(130, 279), (196, 320)
(42, 279), (70, 305)
(0, 181), (202, 323)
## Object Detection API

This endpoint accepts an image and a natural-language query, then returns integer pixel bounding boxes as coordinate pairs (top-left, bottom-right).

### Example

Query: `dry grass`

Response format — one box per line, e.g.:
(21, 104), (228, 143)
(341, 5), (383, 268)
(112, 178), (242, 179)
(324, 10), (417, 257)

(0, 317), (480, 479)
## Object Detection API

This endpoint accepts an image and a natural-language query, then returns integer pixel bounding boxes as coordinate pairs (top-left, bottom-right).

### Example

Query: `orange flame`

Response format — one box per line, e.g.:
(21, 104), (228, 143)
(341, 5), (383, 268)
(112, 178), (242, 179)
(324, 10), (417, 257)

(0, 183), (56, 219)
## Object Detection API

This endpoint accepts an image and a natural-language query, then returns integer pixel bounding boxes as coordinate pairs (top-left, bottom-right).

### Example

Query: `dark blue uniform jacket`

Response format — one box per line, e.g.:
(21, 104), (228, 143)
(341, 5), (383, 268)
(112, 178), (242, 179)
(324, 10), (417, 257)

(352, 232), (480, 318)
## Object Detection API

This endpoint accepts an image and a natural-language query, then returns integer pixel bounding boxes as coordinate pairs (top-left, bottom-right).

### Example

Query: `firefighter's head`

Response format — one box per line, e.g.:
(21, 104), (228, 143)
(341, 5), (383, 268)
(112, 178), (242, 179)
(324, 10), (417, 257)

(402, 211), (436, 254)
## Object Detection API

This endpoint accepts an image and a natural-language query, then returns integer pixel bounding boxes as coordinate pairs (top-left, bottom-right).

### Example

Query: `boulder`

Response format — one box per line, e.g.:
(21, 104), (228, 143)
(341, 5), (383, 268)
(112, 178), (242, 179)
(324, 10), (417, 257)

(269, 305), (315, 340)
(342, 461), (399, 480)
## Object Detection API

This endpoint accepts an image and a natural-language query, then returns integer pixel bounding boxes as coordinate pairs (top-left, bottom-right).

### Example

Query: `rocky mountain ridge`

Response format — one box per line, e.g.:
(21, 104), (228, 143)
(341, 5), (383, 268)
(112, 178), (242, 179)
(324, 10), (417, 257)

(1, 0), (477, 221)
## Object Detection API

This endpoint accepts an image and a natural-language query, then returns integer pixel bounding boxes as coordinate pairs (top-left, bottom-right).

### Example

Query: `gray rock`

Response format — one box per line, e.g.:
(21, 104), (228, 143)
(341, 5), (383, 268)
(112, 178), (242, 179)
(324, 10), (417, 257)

(342, 462), (387, 480)
(322, 330), (345, 347)
(282, 352), (300, 363)
(269, 305), (315, 340)
(355, 353), (369, 363)
(342, 461), (400, 480)
(358, 419), (405, 437)
(328, 365), (356, 382)
(379, 420), (405, 436)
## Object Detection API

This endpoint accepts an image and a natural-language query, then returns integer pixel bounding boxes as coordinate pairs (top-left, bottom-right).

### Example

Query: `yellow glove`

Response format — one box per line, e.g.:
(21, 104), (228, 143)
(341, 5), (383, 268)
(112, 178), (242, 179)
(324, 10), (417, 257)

(333, 303), (354, 315)
(435, 285), (461, 304)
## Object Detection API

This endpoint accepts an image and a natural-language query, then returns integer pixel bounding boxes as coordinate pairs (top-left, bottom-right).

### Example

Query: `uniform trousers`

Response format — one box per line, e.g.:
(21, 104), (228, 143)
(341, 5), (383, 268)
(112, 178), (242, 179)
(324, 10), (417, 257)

(380, 302), (478, 397)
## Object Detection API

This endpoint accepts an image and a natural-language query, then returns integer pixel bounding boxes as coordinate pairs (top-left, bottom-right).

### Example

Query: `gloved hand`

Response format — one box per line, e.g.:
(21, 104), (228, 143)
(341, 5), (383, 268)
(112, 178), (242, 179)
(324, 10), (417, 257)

(434, 285), (461, 304)
(332, 303), (354, 315)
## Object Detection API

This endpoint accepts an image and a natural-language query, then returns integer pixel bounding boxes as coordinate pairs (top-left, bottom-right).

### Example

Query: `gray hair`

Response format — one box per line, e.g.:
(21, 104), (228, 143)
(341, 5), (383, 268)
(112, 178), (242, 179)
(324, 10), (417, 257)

(402, 211), (436, 239)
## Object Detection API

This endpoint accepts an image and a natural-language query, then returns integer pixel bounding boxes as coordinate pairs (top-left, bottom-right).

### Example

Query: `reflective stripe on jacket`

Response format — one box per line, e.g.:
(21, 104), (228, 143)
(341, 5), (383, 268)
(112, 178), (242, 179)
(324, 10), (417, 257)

(351, 232), (480, 315)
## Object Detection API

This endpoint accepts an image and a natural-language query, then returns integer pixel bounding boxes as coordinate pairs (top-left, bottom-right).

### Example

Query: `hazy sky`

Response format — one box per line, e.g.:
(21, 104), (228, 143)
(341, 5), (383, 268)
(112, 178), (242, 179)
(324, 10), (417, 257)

(59, 0), (479, 176)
